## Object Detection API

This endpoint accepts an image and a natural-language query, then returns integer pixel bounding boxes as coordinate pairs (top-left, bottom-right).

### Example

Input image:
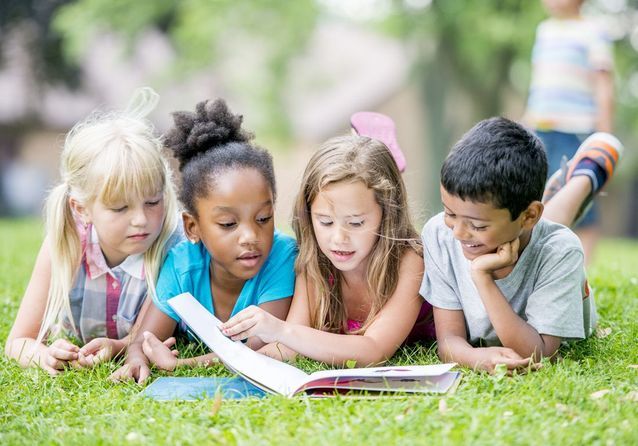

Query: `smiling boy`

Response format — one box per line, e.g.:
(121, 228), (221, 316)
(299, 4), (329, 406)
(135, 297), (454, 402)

(421, 117), (622, 373)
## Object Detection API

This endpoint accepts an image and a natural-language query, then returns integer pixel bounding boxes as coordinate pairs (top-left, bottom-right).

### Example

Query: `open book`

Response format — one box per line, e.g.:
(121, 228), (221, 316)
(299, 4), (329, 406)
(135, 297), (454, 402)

(167, 293), (461, 397)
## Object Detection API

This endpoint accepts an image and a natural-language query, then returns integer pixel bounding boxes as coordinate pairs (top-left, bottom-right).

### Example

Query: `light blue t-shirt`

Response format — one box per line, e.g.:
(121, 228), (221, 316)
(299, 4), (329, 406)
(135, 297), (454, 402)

(153, 231), (297, 326)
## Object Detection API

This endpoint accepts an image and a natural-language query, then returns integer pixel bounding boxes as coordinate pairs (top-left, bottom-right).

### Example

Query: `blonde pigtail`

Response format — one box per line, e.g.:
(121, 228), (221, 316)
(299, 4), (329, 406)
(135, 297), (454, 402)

(35, 183), (81, 346)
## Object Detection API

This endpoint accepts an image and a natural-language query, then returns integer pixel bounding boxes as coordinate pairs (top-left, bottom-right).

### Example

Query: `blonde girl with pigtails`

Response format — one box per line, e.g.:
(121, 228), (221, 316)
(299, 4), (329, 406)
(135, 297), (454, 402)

(5, 88), (183, 375)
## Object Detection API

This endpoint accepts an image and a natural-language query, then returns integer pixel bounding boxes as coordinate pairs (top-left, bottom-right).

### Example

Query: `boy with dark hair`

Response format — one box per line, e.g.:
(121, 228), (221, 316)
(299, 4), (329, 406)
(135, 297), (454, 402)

(421, 117), (623, 373)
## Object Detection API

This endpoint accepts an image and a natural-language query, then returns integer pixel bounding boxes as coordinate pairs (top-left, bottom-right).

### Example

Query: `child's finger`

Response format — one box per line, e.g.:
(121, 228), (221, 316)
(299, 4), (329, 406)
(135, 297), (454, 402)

(79, 338), (103, 356)
(93, 347), (112, 364)
(171, 350), (179, 357)
(108, 364), (131, 382)
(42, 363), (61, 376)
(45, 355), (65, 370)
(504, 358), (534, 370)
(162, 337), (177, 348)
(77, 354), (95, 367)
(223, 319), (256, 337)
(221, 306), (258, 329)
(51, 338), (80, 352)
(137, 365), (151, 384)
(230, 329), (251, 341)
(49, 345), (79, 361)
(141, 338), (153, 356)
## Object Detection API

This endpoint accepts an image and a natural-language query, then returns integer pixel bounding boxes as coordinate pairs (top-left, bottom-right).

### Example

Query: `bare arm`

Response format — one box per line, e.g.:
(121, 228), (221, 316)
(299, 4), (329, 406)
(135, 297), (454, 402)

(4, 238), (81, 374)
(434, 307), (537, 373)
(109, 302), (177, 383)
(140, 297), (292, 371)
(594, 69), (614, 133)
(470, 239), (561, 361)
(226, 251), (425, 367)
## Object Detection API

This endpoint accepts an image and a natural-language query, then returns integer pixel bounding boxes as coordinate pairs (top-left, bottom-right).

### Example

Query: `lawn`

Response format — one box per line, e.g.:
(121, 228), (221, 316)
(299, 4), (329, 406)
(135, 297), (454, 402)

(1, 219), (637, 445)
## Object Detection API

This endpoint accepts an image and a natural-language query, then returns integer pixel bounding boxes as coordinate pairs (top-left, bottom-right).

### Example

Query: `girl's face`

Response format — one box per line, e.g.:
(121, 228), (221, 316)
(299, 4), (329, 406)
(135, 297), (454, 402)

(81, 192), (166, 268)
(310, 180), (382, 277)
(186, 168), (275, 285)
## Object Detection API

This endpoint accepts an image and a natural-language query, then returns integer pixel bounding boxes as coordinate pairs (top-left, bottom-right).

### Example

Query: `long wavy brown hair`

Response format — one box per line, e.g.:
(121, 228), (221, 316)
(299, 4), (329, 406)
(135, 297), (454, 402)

(292, 135), (422, 334)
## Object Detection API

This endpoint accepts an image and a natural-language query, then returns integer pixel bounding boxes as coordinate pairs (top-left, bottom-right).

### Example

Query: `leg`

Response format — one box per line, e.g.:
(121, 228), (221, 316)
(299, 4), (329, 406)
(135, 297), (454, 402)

(542, 132), (624, 226)
(543, 176), (592, 226)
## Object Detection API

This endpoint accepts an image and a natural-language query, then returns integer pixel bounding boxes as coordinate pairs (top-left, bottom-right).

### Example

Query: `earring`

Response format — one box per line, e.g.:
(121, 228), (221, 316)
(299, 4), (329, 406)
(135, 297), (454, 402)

(189, 238), (199, 244)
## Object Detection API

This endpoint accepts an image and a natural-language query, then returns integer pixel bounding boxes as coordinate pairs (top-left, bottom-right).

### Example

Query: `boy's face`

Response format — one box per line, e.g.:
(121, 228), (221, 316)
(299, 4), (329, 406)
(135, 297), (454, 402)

(542, 0), (582, 18)
(440, 186), (533, 261)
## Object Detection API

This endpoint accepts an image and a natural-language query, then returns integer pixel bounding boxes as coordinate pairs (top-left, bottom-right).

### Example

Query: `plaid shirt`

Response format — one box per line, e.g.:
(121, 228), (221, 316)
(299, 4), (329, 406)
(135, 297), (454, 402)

(61, 218), (183, 343)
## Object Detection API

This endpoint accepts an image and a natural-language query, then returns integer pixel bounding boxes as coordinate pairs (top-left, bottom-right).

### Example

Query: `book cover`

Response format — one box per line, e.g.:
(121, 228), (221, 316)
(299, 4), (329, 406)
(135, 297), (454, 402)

(141, 376), (266, 401)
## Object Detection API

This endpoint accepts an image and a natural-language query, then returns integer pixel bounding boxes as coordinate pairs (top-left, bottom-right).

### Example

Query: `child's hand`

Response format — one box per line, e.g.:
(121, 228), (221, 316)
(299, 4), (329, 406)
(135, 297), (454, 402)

(220, 306), (283, 344)
(109, 358), (151, 384)
(141, 331), (179, 371)
(474, 346), (540, 374)
(471, 238), (520, 276)
(76, 337), (120, 367)
(40, 338), (80, 375)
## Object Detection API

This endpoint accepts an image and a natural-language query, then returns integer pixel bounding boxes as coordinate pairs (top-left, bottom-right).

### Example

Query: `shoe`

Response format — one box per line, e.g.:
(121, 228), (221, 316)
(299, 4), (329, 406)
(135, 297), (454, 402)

(350, 111), (406, 172)
(566, 132), (624, 188)
(542, 132), (624, 224)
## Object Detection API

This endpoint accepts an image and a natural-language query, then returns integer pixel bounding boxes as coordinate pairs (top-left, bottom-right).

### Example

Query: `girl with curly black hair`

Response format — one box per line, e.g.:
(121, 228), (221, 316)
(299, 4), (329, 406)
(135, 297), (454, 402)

(111, 99), (297, 383)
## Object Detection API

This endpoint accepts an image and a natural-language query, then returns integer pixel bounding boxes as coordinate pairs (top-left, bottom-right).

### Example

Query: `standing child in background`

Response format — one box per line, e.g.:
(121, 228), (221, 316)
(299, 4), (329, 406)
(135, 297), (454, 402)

(422, 118), (623, 373)
(111, 99), (297, 383)
(524, 0), (615, 262)
(4, 88), (182, 375)
(221, 130), (435, 367)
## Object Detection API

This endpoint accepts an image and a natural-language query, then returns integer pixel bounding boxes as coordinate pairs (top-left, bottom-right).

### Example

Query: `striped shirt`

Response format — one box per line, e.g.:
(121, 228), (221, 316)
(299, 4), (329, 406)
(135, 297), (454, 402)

(524, 17), (613, 134)
(60, 218), (182, 344)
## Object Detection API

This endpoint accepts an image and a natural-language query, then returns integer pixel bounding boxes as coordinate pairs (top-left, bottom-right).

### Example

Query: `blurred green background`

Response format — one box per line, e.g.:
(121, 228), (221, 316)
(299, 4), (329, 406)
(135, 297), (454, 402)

(1, 0), (636, 235)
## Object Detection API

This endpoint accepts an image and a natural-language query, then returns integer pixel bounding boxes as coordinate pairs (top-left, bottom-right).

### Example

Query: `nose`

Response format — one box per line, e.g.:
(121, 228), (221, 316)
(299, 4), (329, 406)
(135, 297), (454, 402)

(451, 220), (470, 241)
(333, 223), (350, 245)
(238, 222), (258, 246)
(130, 206), (148, 227)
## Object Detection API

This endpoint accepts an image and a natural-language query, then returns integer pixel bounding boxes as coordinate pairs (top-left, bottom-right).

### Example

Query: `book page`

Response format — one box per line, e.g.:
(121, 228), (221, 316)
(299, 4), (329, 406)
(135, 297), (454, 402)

(305, 364), (456, 381)
(168, 293), (309, 396)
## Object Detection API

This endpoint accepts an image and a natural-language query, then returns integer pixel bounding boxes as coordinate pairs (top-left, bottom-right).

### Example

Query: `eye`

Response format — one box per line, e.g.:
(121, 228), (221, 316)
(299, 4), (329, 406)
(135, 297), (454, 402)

(349, 220), (364, 228)
(111, 205), (127, 213)
(257, 215), (273, 224)
(218, 222), (237, 229)
(318, 219), (333, 226)
(470, 223), (487, 231)
(444, 211), (455, 219)
(145, 199), (161, 207)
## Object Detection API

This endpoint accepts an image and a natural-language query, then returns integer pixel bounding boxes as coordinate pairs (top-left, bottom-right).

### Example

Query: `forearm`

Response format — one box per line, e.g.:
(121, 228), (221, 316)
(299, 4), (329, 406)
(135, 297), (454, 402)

(176, 353), (218, 368)
(5, 337), (48, 368)
(123, 337), (149, 366)
(258, 342), (298, 362)
(110, 337), (129, 357)
(436, 334), (484, 369)
(473, 274), (550, 360)
(275, 323), (392, 367)
(595, 72), (614, 132)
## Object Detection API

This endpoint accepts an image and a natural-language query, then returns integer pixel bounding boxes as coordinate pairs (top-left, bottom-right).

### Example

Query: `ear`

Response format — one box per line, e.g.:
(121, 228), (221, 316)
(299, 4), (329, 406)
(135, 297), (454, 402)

(520, 201), (543, 229)
(182, 211), (200, 244)
(69, 197), (91, 226)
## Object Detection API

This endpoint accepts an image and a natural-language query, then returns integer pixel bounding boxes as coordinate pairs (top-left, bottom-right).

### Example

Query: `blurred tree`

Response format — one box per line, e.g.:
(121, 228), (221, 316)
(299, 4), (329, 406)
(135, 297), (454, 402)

(52, 0), (319, 141)
(383, 0), (637, 206)
(382, 0), (544, 206)
(0, 0), (80, 88)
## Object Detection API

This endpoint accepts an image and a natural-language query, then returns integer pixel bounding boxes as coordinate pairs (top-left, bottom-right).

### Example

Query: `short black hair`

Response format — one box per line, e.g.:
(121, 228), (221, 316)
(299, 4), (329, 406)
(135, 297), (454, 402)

(164, 99), (276, 216)
(440, 117), (547, 220)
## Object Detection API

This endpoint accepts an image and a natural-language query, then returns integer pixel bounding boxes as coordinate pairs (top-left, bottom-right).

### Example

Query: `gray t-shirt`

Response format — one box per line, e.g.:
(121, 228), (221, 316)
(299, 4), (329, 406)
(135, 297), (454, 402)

(420, 213), (596, 346)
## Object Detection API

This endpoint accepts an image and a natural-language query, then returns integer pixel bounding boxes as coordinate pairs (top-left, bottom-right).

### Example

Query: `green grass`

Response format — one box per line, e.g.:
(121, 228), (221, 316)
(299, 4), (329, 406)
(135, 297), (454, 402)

(1, 219), (637, 445)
